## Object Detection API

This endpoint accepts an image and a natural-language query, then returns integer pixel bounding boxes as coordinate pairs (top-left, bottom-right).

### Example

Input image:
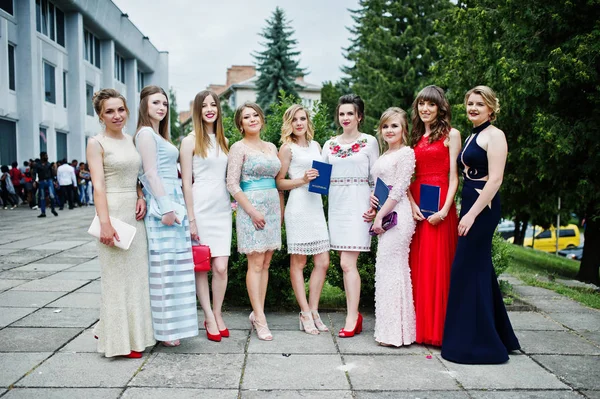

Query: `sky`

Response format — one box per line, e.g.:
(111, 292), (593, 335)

(111, 0), (360, 112)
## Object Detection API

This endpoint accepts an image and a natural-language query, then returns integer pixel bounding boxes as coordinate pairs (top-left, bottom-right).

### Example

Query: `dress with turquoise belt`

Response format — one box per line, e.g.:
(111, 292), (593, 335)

(135, 127), (199, 342)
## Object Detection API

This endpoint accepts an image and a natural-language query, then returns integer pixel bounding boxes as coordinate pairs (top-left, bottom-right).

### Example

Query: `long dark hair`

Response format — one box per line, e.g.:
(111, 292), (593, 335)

(137, 85), (170, 141)
(410, 85), (451, 146)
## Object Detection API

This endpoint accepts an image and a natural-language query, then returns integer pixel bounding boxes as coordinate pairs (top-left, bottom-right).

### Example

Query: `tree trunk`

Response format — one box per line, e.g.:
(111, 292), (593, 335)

(513, 214), (529, 245)
(577, 204), (600, 286)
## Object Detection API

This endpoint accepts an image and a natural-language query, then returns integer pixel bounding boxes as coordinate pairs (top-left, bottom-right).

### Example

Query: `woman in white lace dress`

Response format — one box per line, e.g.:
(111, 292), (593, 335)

(369, 107), (417, 346)
(276, 104), (330, 335)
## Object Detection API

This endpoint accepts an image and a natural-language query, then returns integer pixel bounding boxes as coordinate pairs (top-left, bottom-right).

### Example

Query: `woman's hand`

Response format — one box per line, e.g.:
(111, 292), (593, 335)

(371, 216), (385, 235)
(427, 211), (446, 226)
(100, 221), (120, 247)
(411, 201), (425, 222)
(250, 209), (266, 230)
(458, 212), (475, 236)
(369, 193), (379, 209)
(302, 168), (319, 184)
(161, 211), (180, 226)
(363, 207), (376, 222)
(135, 198), (146, 220)
(189, 219), (199, 241)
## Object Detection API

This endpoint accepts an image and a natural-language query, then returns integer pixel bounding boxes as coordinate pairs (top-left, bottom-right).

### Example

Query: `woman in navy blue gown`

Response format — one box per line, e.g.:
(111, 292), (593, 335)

(441, 86), (520, 364)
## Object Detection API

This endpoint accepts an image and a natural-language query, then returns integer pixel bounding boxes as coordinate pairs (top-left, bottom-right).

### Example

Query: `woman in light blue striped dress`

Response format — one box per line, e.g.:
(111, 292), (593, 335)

(135, 85), (198, 346)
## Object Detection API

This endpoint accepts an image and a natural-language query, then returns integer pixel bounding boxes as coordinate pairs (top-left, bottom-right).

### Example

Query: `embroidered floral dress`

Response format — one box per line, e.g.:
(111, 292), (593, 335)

(322, 133), (379, 251)
(226, 141), (282, 254)
(372, 147), (417, 346)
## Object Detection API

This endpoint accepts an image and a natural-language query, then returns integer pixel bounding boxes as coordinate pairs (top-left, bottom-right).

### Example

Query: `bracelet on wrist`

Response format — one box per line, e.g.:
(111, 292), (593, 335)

(137, 196), (145, 201)
(189, 219), (195, 223)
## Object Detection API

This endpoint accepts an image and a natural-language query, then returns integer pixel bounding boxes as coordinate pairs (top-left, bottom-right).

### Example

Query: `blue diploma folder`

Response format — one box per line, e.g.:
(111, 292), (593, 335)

(308, 161), (332, 195)
(420, 184), (440, 217)
(374, 178), (390, 210)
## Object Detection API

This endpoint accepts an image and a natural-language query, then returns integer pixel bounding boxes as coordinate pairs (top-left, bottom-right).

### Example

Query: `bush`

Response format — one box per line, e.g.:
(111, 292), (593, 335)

(492, 230), (512, 277)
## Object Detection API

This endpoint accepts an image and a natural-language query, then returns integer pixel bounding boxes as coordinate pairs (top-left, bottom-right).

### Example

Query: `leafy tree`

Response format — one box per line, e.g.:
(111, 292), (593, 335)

(253, 7), (306, 110)
(168, 87), (182, 145)
(344, 0), (453, 130)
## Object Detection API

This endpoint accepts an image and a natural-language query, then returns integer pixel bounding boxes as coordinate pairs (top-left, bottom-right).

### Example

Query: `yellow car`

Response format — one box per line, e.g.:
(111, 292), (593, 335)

(518, 224), (581, 252)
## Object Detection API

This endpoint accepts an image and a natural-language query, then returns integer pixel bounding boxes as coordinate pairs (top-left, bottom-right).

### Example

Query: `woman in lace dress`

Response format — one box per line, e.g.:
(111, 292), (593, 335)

(369, 107), (417, 347)
(135, 86), (198, 347)
(87, 89), (155, 358)
(322, 95), (379, 338)
(181, 90), (231, 342)
(276, 104), (330, 335)
(226, 102), (282, 341)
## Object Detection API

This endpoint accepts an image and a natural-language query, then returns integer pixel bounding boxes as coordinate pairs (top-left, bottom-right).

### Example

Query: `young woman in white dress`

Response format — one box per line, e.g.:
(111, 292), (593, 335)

(369, 107), (417, 347)
(276, 104), (330, 335)
(180, 90), (231, 342)
(322, 95), (379, 337)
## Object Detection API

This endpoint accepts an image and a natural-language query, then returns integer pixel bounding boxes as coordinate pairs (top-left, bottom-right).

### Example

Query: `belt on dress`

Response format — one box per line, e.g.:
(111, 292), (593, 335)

(241, 178), (276, 192)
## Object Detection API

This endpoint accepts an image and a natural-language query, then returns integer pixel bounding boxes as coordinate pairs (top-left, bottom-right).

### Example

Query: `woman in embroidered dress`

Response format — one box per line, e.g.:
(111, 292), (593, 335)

(226, 102), (282, 341)
(87, 89), (155, 358)
(135, 85), (199, 347)
(407, 85), (461, 346)
(276, 104), (330, 335)
(441, 86), (520, 364)
(322, 94), (379, 338)
(369, 107), (416, 347)
(181, 90), (231, 342)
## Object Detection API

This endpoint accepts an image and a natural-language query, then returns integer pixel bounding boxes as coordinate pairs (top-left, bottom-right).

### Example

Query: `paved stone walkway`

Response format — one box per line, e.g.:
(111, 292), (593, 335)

(1, 206), (599, 398)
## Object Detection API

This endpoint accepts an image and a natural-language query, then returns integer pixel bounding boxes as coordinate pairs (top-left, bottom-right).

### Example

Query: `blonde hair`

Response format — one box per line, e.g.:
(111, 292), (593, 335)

(137, 85), (170, 141)
(410, 85), (452, 146)
(280, 104), (314, 144)
(234, 102), (265, 135)
(92, 89), (129, 123)
(464, 85), (500, 122)
(377, 107), (409, 152)
(192, 90), (228, 157)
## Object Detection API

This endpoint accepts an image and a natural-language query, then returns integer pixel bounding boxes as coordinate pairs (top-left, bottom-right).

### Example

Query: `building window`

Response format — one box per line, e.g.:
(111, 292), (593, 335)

(8, 44), (15, 91)
(0, 119), (17, 166)
(86, 84), (94, 116)
(39, 127), (47, 153)
(56, 131), (67, 161)
(114, 53), (125, 83)
(84, 30), (101, 68)
(43, 61), (56, 104)
(35, 0), (65, 47)
(63, 71), (67, 108)
(0, 0), (14, 16)
(137, 70), (144, 92)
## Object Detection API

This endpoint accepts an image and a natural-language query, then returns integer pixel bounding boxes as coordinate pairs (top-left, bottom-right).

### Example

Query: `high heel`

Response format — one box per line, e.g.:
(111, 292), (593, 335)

(311, 310), (329, 332)
(219, 328), (230, 338)
(249, 312), (273, 341)
(204, 321), (222, 342)
(161, 340), (181, 347)
(299, 311), (319, 335)
(123, 351), (143, 358)
(338, 313), (363, 338)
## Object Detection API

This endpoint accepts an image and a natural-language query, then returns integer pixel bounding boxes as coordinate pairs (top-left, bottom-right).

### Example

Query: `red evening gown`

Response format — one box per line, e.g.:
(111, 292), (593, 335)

(408, 134), (458, 346)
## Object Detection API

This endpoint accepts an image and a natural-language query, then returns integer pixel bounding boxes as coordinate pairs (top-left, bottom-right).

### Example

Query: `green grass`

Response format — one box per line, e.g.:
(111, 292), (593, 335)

(507, 245), (600, 309)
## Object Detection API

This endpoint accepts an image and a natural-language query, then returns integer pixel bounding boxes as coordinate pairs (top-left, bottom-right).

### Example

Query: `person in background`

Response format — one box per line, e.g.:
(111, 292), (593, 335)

(1, 165), (18, 209)
(57, 158), (77, 210)
(9, 161), (24, 203)
(78, 162), (91, 205)
(32, 152), (58, 217)
(24, 160), (38, 210)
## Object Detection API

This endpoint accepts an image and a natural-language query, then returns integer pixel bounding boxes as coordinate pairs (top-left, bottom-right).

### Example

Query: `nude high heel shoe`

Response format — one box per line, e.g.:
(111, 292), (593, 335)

(311, 310), (329, 332)
(299, 311), (319, 335)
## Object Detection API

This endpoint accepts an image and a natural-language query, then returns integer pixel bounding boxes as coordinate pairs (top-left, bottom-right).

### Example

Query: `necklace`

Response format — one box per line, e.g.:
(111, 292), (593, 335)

(243, 139), (268, 154)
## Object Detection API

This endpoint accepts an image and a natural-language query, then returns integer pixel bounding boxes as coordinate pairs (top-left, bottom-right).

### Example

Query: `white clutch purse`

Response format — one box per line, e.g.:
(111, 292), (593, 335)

(87, 215), (137, 250)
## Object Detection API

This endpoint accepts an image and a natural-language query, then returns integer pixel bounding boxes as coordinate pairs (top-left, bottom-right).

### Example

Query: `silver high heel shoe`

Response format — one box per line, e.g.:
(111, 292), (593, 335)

(311, 310), (329, 332)
(299, 311), (319, 335)
(249, 311), (273, 341)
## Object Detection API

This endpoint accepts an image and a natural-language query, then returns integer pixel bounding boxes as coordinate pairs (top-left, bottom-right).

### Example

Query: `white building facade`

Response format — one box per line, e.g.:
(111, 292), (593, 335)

(0, 0), (168, 165)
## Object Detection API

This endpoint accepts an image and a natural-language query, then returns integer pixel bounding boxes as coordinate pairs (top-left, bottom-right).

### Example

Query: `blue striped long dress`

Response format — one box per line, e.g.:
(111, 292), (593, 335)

(135, 127), (199, 342)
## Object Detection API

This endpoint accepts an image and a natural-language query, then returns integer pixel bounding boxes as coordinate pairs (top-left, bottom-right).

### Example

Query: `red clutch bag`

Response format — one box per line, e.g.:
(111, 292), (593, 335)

(192, 244), (211, 272)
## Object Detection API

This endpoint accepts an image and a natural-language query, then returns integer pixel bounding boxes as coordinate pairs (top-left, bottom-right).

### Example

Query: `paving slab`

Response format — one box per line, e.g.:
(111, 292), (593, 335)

(47, 292), (101, 308)
(0, 248), (20, 255)
(0, 290), (66, 307)
(0, 279), (27, 292)
(122, 387), (239, 399)
(243, 390), (353, 398)
(517, 330), (600, 355)
(533, 355), (600, 390)
(0, 307), (36, 327)
(44, 271), (100, 280)
(39, 256), (95, 264)
(0, 250), (60, 265)
(12, 308), (99, 328)
(336, 333), (430, 355)
(345, 355), (458, 391)
(507, 311), (566, 331)
(528, 298), (591, 313)
(60, 328), (98, 353)
(243, 353), (348, 390)
(580, 331), (600, 347)
(546, 311), (600, 332)
(13, 263), (75, 272)
(0, 270), (57, 280)
(2, 388), (122, 399)
(130, 353), (244, 388)
(0, 352), (52, 387)
(0, 238), (55, 249)
(16, 352), (145, 387)
(582, 391), (600, 399)
(468, 391), (584, 399)
(356, 392), (469, 399)
(11, 279), (88, 292)
(247, 330), (337, 354)
(29, 241), (88, 251)
(68, 262), (100, 272)
(74, 280), (101, 293)
(439, 354), (569, 390)
(513, 285), (566, 298)
(0, 327), (81, 352)
(153, 330), (247, 354)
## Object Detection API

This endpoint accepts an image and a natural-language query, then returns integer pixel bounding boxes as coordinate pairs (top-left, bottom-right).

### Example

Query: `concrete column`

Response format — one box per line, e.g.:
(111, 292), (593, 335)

(65, 11), (85, 161)
(124, 58), (137, 135)
(15, 0), (41, 161)
(100, 39), (114, 90)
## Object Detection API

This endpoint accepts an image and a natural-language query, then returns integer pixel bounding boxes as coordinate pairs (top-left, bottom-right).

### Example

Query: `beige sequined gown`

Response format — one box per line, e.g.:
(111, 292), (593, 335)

(92, 134), (155, 357)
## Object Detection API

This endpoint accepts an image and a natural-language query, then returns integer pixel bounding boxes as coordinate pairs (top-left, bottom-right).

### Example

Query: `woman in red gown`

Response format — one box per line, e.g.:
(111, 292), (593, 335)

(408, 86), (461, 346)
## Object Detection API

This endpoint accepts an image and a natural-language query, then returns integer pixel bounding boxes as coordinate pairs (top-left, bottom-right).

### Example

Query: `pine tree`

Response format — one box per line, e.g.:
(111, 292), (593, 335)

(344, 0), (453, 129)
(253, 7), (306, 110)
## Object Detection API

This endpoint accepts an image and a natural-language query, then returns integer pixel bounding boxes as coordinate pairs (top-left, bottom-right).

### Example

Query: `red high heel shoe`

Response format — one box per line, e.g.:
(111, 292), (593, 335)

(338, 313), (363, 338)
(123, 351), (143, 359)
(204, 321), (222, 342)
(219, 328), (230, 338)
